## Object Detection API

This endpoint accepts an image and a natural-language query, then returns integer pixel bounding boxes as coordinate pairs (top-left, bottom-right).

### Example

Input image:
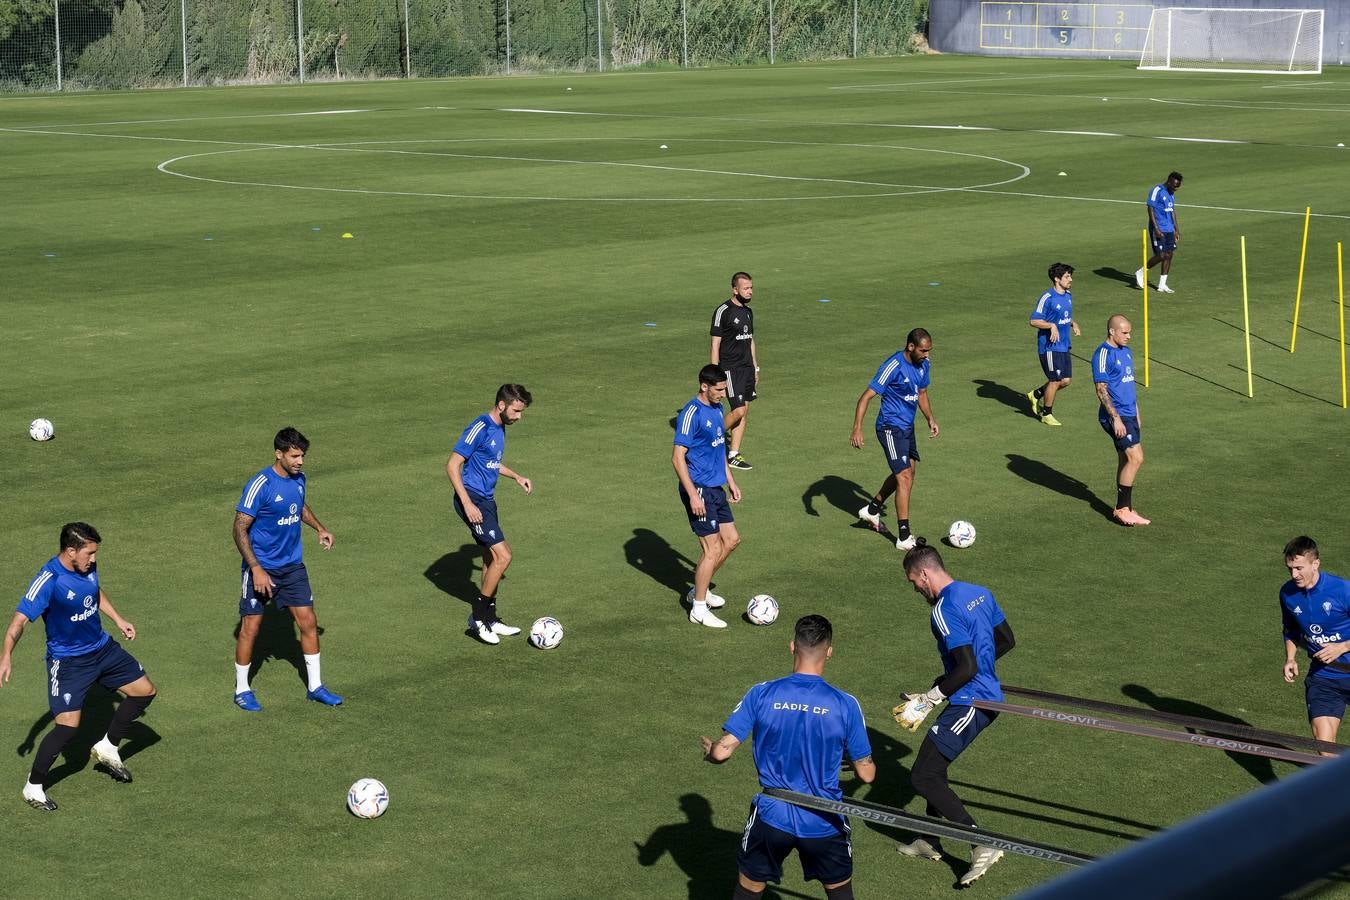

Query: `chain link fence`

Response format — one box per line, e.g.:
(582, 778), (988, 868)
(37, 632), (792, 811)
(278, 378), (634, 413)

(0, 0), (917, 91)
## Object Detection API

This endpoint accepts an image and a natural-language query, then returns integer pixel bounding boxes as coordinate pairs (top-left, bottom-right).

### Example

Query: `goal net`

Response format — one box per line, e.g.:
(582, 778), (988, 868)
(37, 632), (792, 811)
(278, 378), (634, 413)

(1138, 7), (1323, 74)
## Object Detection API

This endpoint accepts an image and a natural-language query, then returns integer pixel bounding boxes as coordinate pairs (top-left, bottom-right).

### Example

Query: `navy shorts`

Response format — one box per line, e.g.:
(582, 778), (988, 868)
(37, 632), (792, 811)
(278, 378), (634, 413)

(1039, 350), (1072, 381)
(680, 484), (733, 537)
(240, 561), (314, 616)
(877, 426), (919, 475)
(1149, 224), (1177, 254)
(1305, 676), (1350, 720)
(454, 492), (505, 548)
(46, 639), (145, 715)
(725, 366), (758, 410)
(738, 801), (853, 886)
(1098, 413), (1141, 450)
(926, 704), (998, 762)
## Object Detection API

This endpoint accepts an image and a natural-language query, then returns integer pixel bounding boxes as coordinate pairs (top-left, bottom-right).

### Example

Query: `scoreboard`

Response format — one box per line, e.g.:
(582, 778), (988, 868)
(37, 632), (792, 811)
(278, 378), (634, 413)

(979, 2), (1154, 55)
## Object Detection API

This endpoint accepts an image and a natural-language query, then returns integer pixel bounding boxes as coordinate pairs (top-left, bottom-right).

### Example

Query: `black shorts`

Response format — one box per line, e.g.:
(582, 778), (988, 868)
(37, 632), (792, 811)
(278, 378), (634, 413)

(738, 801), (853, 885)
(725, 366), (757, 410)
(1039, 349), (1072, 381)
(454, 492), (506, 547)
(1149, 223), (1177, 254)
(239, 562), (313, 616)
(46, 639), (146, 715)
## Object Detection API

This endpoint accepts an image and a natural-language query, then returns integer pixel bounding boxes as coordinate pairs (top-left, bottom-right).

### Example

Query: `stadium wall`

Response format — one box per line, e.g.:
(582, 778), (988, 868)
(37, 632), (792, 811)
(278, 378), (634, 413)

(929, 0), (1347, 66)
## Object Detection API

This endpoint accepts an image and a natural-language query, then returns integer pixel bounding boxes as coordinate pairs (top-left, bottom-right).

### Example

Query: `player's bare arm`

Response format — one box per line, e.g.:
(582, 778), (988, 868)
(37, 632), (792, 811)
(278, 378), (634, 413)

(1313, 640), (1350, 664)
(851, 388), (877, 448)
(301, 505), (333, 549)
(700, 731), (741, 763)
(0, 612), (29, 686)
(1284, 638), (1301, 682)
(1095, 383), (1126, 437)
(446, 452), (482, 523)
(1029, 318), (1059, 344)
(97, 590), (135, 640)
(918, 389), (939, 438)
(497, 464), (532, 494)
(672, 446), (705, 517)
(851, 754), (877, 783)
(234, 511), (276, 595)
(1071, 320), (1082, 337)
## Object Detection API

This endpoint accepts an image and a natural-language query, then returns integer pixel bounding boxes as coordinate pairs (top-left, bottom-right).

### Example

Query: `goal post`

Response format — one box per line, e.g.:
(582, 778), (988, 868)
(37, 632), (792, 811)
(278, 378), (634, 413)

(1138, 7), (1323, 74)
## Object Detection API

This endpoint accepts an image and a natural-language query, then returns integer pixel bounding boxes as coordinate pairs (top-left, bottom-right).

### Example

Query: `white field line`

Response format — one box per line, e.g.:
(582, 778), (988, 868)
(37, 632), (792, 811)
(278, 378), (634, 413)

(4, 108), (377, 130)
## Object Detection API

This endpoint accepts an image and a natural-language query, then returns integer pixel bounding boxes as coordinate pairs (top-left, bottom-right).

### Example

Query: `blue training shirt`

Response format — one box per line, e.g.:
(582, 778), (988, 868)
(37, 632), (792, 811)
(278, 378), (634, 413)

(1281, 572), (1350, 682)
(17, 557), (111, 659)
(1148, 183), (1177, 233)
(237, 465), (307, 570)
(674, 396), (727, 488)
(931, 581), (1006, 705)
(454, 414), (506, 500)
(1031, 289), (1073, 354)
(869, 352), (930, 431)
(723, 672), (872, 838)
(1092, 342), (1138, 419)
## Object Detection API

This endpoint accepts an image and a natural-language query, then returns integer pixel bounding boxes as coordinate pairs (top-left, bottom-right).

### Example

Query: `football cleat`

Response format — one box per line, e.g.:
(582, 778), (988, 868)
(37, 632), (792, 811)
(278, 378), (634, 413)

(727, 453), (752, 470)
(490, 620), (521, 636)
(234, 690), (263, 712)
(896, 534), (918, 551)
(471, 619), (500, 645)
(1040, 413), (1062, 427)
(689, 607), (728, 629)
(1156, 284), (1175, 294)
(1134, 268), (1145, 289)
(960, 846), (1005, 886)
(22, 782), (56, 812)
(857, 504), (882, 530)
(1025, 390), (1042, 417)
(896, 838), (943, 861)
(306, 684), (344, 705)
(91, 739), (132, 783)
(687, 587), (726, 609)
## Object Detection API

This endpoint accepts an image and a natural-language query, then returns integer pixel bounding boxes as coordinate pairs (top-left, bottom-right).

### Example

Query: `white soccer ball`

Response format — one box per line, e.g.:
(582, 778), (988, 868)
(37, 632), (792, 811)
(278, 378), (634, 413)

(347, 778), (389, 819)
(28, 418), (54, 442)
(746, 594), (779, 626)
(947, 520), (977, 549)
(529, 616), (564, 650)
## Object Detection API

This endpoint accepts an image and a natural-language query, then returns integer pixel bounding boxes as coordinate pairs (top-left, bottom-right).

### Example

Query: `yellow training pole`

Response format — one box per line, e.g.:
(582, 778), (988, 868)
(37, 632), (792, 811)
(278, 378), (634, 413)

(1338, 242), (1346, 409)
(1291, 206), (1311, 352)
(1141, 228), (1150, 387)
(1241, 236), (1254, 398)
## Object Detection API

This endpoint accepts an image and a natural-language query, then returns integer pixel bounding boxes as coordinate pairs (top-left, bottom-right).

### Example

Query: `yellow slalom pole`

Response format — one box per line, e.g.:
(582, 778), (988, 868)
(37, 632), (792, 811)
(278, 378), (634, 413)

(1141, 228), (1150, 387)
(1291, 206), (1310, 352)
(1338, 242), (1346, 409)
(1241, 236), (1254, 398)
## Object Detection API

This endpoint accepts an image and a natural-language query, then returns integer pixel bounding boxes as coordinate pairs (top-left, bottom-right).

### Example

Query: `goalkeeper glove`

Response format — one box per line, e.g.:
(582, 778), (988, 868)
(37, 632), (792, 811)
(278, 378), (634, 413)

(892, 686), (946, 732)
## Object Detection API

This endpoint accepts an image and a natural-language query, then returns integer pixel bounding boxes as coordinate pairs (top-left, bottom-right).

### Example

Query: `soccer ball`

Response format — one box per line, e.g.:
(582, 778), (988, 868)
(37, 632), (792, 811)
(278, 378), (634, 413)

(529, 616), (564, 650)
(347, 778), (389, 819)
(28, 418), (54, 442)
(947, 520), (977, 549)
(746, 594), (779, 626)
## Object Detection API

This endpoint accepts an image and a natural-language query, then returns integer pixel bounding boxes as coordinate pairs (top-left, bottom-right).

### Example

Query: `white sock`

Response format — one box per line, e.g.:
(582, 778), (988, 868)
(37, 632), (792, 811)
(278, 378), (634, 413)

(692, 600), (707, 616)
(1159, 274), (1169, 287)
(234, 663), (251, 695)
(304, 653), (322, 692)
(95, 735), (116, 752)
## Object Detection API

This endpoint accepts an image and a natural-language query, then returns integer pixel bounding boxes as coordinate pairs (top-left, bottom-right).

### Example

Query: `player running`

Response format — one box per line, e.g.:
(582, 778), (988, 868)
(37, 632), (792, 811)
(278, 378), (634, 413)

(1279, 535), (1350, 757)
(1026, 262), (1081, 427)
(702, 614), (875, 900)
(851, 328), (939, 550)
(892, 542), (1016, 887)
(1, 523), (157, 811)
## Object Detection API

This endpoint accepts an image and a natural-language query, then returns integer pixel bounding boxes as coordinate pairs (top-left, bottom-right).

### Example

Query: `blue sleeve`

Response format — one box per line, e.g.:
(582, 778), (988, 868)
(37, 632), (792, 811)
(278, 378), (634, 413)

(723, 684), (760, 741)
(917, 362), (931, 390)
(1091, 346), (1112, 383)
(988, 593), (1007, 628)
(16, 570), (54, 621)
(938, 604), (973, 651)
(1147, 186), (1163, 212)
(236, 471), (269, 516)
(1280, 601), (1299, 643)
(673, 405), (698, 449)
(1030, 293), (1049, 322)
(453, 423), (479, 459)
(868, 358), (893, 394)
(844, 694), (873, 762)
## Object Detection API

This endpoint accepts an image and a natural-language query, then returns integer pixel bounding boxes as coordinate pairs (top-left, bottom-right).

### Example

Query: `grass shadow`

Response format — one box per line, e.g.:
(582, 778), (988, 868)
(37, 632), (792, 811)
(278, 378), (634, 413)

(424, 543), (485, 607)
(232, 606), (315, 689)
(1228, 366), (1343, 408)
(1094, 266), (1138, 288)
(634, 793), (744, 900)
(1005, 453), (1114, 520)
(800, 474), (870, 519)
(624, 528), (696, 599)
(1211, 317), (1287, 352)
(1121, 683), (1279, 785)
(973, 379), (1037, 419)
(1148, 356), (1247, 397)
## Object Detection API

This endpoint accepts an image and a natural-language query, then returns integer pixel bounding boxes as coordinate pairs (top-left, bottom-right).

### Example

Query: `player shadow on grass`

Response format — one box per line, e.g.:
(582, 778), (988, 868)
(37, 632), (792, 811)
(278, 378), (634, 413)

(973, 379), (1039, 420)
(946, 778), (1161, 841)
(635, 793), (743, 900)
(624, 528), (696, 600)
(800, 476), (899, 546)
(1121, 684), (1279, 785)
(1093, 266), (1139, 288)
(425, 543), (496, 641)
(17, 689), (161, 789)
(1005, 454), (1115, 521)
(232, 607), (322, 689)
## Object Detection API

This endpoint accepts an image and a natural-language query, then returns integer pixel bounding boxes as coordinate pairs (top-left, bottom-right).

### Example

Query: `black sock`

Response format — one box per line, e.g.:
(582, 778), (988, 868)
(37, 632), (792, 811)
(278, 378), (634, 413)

(1042, 405), (1053, 415)
(487, 597), (500, 623)
(1117, 484), (1133, 510)
(107, 693), (155, 744)
(29, 724), (77, 785)
(825, 882), (856, 900)
(867, 499), (883, 515)
(732, 883), (763, 899)
(472, 594), (493, 623)
(899, 519), (910, 538)
(1033, 386), (1045, 399)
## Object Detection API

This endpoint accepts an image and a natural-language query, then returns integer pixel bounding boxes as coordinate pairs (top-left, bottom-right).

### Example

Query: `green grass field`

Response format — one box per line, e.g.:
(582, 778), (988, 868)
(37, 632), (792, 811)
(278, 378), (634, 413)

(4, 55), (1350, 897)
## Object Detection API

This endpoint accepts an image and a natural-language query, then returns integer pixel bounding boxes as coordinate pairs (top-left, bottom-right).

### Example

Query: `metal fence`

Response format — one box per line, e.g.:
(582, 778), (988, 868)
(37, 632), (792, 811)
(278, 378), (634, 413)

(0, 0), (918, 92)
